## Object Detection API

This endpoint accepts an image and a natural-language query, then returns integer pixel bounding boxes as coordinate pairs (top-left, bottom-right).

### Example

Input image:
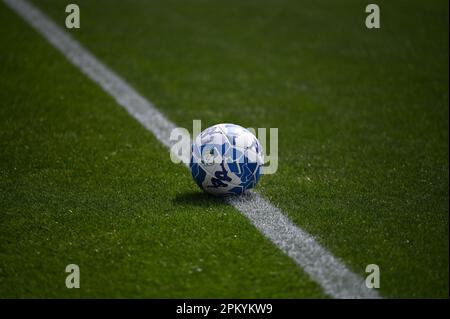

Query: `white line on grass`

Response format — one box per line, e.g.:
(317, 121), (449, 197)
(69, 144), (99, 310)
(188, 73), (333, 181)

(4, 0), (380, 299)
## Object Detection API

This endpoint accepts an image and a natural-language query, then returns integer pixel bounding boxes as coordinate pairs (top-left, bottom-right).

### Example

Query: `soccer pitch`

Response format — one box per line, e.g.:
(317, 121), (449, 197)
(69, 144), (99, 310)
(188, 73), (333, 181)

(0, 0), (448, 299)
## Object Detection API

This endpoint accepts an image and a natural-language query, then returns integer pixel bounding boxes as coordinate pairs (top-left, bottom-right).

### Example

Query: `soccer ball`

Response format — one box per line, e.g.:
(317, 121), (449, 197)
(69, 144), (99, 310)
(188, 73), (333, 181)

(189, 123), (264, 196)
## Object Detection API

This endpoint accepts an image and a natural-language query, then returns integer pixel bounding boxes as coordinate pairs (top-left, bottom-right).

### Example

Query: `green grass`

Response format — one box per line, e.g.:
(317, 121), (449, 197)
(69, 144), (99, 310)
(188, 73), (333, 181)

(0, 3), (324, 298)
(1, 0), (448, 298)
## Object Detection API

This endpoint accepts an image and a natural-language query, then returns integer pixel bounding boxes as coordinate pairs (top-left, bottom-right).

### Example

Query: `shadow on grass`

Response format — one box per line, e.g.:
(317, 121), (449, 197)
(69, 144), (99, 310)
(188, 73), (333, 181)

(171, 191), (229, 208)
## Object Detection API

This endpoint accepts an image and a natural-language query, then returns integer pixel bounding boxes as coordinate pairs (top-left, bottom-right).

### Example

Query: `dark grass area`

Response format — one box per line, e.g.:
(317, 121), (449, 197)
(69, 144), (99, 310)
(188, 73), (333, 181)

(1, 0), (448, 297)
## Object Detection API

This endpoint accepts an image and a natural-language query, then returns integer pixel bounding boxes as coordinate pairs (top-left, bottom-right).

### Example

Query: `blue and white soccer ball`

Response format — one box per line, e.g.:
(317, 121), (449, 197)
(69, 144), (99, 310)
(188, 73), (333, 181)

(189, 123), (264, 196)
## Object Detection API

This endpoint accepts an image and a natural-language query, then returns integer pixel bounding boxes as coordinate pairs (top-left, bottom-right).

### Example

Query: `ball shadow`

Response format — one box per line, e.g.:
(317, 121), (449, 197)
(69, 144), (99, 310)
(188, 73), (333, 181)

(171, 191), (229, 208)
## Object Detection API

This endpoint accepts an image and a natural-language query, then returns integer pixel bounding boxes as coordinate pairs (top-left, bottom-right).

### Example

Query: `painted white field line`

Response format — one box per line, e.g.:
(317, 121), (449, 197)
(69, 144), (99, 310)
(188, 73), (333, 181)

(4, 0), (380, 299)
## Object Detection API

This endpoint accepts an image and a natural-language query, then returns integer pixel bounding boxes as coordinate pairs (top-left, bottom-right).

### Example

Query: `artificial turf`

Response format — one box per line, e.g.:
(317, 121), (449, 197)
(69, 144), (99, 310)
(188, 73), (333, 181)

(0, 2), (325, 298)
(1, 0), (448, 298)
